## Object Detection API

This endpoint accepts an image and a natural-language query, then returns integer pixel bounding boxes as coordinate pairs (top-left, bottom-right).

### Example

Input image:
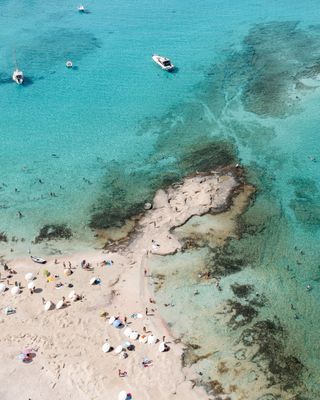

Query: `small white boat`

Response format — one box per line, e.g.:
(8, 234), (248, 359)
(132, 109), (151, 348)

(78, 5), (85, 12)
(31, 255), (47, 264)
(152, 54), (174, 71)
(66, 60), (73, 68)
(12, 68), (24, 84)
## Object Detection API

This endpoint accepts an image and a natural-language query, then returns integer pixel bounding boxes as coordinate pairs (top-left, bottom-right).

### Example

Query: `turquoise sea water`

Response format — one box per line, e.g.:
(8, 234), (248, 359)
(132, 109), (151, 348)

(1, 0), (320, 398)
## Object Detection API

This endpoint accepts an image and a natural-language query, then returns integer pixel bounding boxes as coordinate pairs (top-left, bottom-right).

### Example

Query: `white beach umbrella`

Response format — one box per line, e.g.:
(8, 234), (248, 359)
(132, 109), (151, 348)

(108, 316), (116, 325)
(56, 299), (64, 310)
(114, 345), (123, 354)
(44, 301), (53, 311)
(147, 335), (157, 345)
(158, 342), (167, 352)
(118, 391), (128, 400)
(27, 281), (35, 290)
(138, 335), (148, 344)
(64, 268), (72, 276)
(102, 342), (111, 353)
(0, 283), (6, 293)
(11, 286), (20, 295)
(90, 277), (98, 285)
(68, 290), (75, 300)
(123, 327), (132, 337)
(25, 272), (34, 282)
(129, 331), (139, 340)
(136, 313), (143, 319)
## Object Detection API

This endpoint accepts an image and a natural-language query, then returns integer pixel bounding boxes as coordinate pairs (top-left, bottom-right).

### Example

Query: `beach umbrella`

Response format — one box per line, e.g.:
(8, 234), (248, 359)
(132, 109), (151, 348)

(129, 331), (139, 340)
(11, 286), (20, 295)
(64, 268), (72, 276)
(90, 277), (97, 285)
(113, 319), (122, 328)
(56, 299), (64, 310)
(44, 301), (53, 311)
(108, 316), (116, 325)
(68, 290), (75, 300)
(102, 342), (111, 353)
(114, 345), (123, 354)
(27, 281), (35, 290)
(0, 283), (6, 293)
(123, 327), (132, 337)
(119, 351), (128, 359)
(138, 335), (148, 344)
(24, 272), (34, 282)
(147, 335), (157, 345)
(136, 313), (143, 319)
(118, 391), (128, 400)
(158, 342), (167, 352)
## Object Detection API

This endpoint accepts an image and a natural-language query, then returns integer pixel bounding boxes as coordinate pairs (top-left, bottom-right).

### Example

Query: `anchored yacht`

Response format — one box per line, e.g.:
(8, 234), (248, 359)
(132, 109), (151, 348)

(12, 68), (24, 85)
(152, 54), (174, 71)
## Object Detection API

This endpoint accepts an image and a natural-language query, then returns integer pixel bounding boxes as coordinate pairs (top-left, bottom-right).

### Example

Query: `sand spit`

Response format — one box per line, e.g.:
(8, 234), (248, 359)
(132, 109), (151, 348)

(0, 166), (246, 400)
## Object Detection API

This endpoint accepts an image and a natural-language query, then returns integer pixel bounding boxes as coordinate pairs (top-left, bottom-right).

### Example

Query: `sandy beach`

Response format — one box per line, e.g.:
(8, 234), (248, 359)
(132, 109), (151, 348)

(0, 166), (248, 400)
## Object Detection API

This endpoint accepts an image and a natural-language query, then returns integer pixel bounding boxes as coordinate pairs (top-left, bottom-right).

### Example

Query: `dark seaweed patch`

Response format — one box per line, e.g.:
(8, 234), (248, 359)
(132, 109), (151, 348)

(226, 300), (258, 329)
(240, 320), (305, 391)
(35, 224), (72, 243)
(0, 232), (8, 242)
(231, 283), (254, 298)
(289, 178), (320, 227)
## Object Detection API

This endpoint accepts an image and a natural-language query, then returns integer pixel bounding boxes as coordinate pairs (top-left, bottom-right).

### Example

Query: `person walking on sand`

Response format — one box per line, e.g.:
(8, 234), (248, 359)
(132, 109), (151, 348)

(145, 307), (148, 316)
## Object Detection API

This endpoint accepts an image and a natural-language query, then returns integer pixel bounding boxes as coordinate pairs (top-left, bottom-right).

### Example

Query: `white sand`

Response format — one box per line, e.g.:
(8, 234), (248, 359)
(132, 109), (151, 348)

(0, 168), (246, 400)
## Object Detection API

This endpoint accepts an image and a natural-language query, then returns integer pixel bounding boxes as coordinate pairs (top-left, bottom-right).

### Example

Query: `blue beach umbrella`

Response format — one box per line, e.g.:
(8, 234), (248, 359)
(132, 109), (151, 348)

(113, 319), (122, 328)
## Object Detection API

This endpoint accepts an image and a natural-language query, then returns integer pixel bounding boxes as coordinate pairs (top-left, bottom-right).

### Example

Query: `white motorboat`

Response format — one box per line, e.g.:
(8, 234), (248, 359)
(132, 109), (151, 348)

(30, 255), (47, 264)
(152, 54), (174, 71)
(78, 5), (85, 12)
(66, 60), (73, 68)
(12, 68), (24, 84)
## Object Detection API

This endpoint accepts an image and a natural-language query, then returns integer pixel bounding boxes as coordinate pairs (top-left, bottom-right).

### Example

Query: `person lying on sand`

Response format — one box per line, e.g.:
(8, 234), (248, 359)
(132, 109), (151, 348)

(118, 369), (128, 377)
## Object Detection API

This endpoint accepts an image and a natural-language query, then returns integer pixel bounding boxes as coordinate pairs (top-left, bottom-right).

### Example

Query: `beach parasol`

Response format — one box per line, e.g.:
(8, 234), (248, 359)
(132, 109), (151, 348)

(27, 281), (35, 290)
(68, 290), (75, 300)
(56, 299), (64, 310)
(11, 286), (20, 295)
(147, 335), (157, 345)
(90, 277), (101, 285)
(64, 268), (72, 276)
(123, 327), (132, 337)
(138, 335), (148, 344)
(113, 319), (122, 328)
(129, 331), (139, 340)
(108, 316), (116, 325)
(114, 345), (123, 354)
(118, 391), (128, 400)
(24, 272), (34, 282)
(44, 301), (53, 311)
(158, 342), (167, 352)
(102, 342), (111, 353)
(0, 283), (6, 293)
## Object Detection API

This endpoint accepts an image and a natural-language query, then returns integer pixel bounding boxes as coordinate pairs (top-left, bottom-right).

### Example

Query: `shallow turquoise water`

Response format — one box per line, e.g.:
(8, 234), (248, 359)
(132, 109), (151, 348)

(1, 0), (320, 397)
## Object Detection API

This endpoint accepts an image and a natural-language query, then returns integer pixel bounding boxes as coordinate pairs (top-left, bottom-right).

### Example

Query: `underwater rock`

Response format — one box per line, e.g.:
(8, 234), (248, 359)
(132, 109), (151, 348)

(231, 283), (254, 298)
(226, 300), (258, 329)
(0, 232), (8, 242)
(35, 224), (73, 243)
(240, 319), (304, 391)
